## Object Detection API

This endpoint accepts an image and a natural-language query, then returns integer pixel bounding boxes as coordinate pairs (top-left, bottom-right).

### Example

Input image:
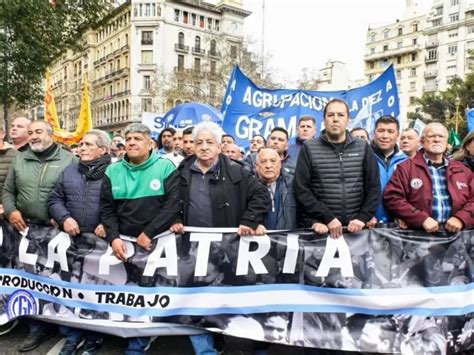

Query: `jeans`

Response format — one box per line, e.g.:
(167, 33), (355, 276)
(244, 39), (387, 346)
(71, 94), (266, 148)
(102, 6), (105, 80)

(125, 336), (152, 355)
(59, 325), (101, 344)
(189, 334), (217, 355)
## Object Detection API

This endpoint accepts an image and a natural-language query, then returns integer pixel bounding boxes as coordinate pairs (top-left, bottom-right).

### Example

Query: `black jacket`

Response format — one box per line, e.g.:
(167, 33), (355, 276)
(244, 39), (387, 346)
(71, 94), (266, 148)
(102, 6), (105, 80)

(294, 131), (380, 226)
(168, 154), (271, 229)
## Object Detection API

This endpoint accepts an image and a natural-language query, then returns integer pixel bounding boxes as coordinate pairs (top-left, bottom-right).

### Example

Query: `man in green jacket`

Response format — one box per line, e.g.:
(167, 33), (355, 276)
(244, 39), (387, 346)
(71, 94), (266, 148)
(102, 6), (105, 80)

(2, 120), (76, 352)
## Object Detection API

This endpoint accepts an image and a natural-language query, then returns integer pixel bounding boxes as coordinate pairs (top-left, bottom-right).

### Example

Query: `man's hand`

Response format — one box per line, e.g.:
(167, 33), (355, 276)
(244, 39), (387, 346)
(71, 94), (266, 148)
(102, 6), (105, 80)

(237, 225), (253, 236)
(445, 216), (464, 233)
(111, 239), (128, 262)
(422, 217), (439, 233)
(137, 232), (152, 251)
(253, 224), (267, 236)
(347, 219), (365, 233)
(94, 224), (106, 238)
(170, 223), (184, 234)
(327, 218), (343, 239)
(312, 223), (329, 234)
(366, 217), (377, 229)
(63, 217), (80, 236)
(396, 218), (408, 229)
(9, 210), (27, 232)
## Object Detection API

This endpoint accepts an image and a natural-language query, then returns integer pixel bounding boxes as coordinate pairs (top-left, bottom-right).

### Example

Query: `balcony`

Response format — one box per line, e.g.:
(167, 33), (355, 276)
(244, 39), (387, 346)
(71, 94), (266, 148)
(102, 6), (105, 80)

(137, 63), (157, 71)
(175, 43), (189, 53)
(423, 84), (438, 92)
(425, 40), (439, 48)
(208, 50), (220, 58)
(120, 45), (129, 53)
(425, 56), (438, 63)
(192, 47), (205, 56)
(363, 44), (420, 60)
(424, 70), (438, 78)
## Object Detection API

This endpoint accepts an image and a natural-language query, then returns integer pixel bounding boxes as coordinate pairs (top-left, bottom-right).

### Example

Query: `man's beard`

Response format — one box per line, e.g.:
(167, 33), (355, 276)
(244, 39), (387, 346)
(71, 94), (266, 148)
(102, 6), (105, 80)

(30, 142), (52, 152)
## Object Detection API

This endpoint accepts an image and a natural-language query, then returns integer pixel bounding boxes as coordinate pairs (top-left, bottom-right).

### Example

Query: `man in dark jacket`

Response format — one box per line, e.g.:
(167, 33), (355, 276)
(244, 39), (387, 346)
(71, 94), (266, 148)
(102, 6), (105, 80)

(168, 121), (270, 354)
(294, 98), (380, 238)
(287, 115), (317, 159)
(384, 122), (473, 232)
(2, 120), (76, 352)
(256, 148), (297, 230)
(48, 129), (111, 354)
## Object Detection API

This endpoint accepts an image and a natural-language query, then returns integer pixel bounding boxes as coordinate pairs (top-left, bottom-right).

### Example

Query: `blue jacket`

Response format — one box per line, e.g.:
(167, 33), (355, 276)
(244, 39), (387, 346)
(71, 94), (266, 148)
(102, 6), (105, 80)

(373, 145), (407, 222)
(265, 173), (298, 230)
(48, 162), (107, 233)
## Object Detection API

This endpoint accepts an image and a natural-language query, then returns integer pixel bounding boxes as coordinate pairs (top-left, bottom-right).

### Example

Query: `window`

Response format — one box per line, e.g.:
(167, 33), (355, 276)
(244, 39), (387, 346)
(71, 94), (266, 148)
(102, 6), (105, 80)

(450, 13), (459, 22)
(183, 11), (188, 24)
(381, 59), (388, 68)
(195, 36), (201, 50)
(370, 47), (375, 54)
(384, 30), (389, 39)
(370, 33), (376, 43)
(178, 32), (184, 46)
(215, 20), (220, 31)
(210, 84), (216, 98)
(141, 50), (153, 64)
(369, 61), (375, 69)
(230, 45), (237, 59)
(145, 3), (150, 16)
(174, 9), (180, 21)
(451, 0), (459, 5)
(428, 49), (437, 60)
(194, 83), (201, 96)
(210, 60), (216, 74)
(410, 81), (416, 90)
(410, 68), (416, 76)
(397, 56), (402, 64)
(207, 18), (212, 30)
(194, 57), (201, 71)
(143, 75), (151, 90)
(411, 53), (417, 61)
(435, 6), (443, 16)
(409, 97), (416, 105)
(142, 98), (152, 112)
(398, 28), (403, 36)
(396, 70), (402, 79)
(177, 55), (184, 70)
(432, 19), (442, 26)
(448, 45), (457, 54)
(413, 38), (417, 45)
(412, 23), (418, 32)
(383, 45), (388, 51)
(192, 13), (196, 26)
(210, 39), (217, 55)
(469, 26), (474, 34)
(397, 42), (402, 49)
(449, 31), (458, 38)
(199, 15), (204, 28)
(141, 31), (153, 45)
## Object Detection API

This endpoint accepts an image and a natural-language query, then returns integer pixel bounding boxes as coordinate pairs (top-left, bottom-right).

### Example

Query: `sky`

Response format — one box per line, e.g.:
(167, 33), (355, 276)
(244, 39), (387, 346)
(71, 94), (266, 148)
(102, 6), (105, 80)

(239, 0), (434, 86)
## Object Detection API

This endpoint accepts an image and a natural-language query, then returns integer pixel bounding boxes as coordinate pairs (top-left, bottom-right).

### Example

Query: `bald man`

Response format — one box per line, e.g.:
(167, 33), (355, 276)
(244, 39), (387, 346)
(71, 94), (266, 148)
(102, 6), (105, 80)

(9, 116), (31, 151)
(222, 143), (242, 161)
(384, 123), (473, 233)
(256, 148), (298, 230)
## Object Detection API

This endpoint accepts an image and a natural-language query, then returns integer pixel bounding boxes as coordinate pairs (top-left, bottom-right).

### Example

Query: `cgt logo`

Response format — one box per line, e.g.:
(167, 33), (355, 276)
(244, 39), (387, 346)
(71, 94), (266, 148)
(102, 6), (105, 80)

(6, 290), (37, 320)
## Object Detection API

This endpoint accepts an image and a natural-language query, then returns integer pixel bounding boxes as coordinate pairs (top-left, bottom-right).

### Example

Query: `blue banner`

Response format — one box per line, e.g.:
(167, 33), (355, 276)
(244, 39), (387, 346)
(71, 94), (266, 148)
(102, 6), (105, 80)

(221, 66), (400, 149)
(467, 108), (474, 133)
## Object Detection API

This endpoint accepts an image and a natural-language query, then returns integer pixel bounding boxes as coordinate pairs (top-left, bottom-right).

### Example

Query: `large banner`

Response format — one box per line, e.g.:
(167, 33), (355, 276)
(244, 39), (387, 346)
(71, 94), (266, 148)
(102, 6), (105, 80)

(221, 66), (400, 150)
(0, 223), (473, 353)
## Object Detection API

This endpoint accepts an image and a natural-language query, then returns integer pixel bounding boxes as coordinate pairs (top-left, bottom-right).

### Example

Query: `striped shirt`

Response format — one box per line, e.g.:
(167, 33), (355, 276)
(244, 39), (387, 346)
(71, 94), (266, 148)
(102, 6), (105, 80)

(424, 154), (452, 223)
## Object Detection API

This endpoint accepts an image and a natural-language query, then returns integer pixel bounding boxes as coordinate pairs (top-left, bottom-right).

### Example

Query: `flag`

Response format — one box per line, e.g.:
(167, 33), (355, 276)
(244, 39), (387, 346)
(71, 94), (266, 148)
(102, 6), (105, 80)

(448, 127), (462, 147)
(412, 119), (426, 136)
(467, 108), (474, 133)
(44, 72), (93, 144)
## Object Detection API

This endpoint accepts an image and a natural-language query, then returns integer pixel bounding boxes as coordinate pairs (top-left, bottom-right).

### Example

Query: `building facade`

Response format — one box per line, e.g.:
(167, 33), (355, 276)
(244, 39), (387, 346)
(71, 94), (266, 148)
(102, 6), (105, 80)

(49, 0), (250, 135)
(364, 0), (474, 127)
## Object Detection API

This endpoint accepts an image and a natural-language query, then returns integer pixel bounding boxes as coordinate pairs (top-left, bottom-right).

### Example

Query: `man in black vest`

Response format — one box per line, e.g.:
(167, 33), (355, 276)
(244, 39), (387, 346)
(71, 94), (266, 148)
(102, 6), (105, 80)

(294, 98), (380, 238)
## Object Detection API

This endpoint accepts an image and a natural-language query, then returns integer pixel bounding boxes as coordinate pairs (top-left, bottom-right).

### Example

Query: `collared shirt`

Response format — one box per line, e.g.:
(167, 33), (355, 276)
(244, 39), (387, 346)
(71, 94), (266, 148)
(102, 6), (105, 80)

(424, 154), (452, 223)
(187, 159), (219, 227)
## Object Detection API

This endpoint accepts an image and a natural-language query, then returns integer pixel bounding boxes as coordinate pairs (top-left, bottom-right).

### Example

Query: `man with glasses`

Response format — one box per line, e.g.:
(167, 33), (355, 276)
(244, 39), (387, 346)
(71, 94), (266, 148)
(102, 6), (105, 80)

(384, 123), (474, 233)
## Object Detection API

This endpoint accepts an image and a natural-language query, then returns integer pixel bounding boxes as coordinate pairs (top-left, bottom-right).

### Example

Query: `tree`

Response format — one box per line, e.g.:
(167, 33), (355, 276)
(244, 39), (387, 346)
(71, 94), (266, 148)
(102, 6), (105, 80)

(0, 0), (112, 130)
(416, 72), (474, 136)
(162, 38), (279, 112)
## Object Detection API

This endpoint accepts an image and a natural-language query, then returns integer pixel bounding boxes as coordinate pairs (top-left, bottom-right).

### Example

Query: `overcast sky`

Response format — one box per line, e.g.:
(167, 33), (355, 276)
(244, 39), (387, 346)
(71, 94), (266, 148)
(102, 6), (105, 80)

(240, 0), (434, 86)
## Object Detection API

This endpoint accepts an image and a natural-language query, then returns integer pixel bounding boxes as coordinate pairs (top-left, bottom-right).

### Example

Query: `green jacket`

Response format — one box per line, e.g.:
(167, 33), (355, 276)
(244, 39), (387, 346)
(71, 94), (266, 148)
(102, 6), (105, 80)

(0, 144), (17, 203)
(2, 144), (77, 222)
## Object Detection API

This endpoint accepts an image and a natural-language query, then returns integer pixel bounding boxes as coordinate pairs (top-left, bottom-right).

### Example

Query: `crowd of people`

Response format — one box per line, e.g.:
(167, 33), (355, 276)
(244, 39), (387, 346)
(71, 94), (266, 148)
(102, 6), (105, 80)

(0, 97), (473, 354)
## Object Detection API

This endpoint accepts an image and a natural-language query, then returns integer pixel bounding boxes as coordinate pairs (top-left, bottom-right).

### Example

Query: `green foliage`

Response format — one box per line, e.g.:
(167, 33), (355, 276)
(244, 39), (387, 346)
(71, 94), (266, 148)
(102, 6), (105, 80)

(0, 0), (111, 120)
(416, 72), (474, 137)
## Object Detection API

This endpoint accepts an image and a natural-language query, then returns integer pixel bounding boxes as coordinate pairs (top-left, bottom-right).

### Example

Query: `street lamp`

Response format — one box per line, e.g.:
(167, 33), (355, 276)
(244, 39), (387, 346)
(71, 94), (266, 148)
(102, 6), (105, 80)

(454, 95), (461, 134)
